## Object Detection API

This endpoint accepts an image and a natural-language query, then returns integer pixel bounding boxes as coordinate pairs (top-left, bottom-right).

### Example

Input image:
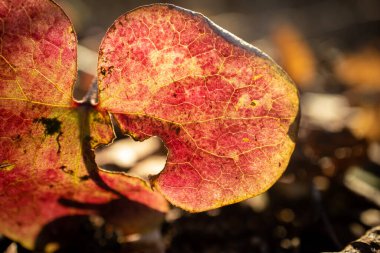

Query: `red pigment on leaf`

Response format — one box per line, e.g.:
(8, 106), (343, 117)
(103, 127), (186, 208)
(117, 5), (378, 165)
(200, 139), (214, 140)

(98, 4), (299, 212)
(0, 0), (76, 106)
(0, 102), (168, 249)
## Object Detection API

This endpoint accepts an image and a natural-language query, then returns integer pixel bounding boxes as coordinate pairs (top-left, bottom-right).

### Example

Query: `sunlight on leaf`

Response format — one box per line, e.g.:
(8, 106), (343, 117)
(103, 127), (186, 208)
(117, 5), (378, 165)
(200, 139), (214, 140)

(98, 4), (299, 212)
(0, 0), (168, 249)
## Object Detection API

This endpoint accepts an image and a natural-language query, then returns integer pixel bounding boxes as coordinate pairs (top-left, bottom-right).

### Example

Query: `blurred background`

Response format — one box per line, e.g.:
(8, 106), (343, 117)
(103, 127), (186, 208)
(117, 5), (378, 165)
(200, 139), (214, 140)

(4, 0), (380, 252)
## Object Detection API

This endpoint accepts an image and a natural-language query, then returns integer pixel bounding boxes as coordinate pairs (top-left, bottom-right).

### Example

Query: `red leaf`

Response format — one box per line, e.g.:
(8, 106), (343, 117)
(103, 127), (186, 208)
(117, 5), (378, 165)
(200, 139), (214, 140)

(0, 0), (76, 105)
(98, 4), (299, 212)
(0, 0), (167, 248)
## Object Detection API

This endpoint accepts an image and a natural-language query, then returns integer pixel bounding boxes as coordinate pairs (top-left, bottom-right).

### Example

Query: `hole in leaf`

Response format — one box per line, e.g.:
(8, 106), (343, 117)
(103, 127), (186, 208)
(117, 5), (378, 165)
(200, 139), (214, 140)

(73, 45), (99, 104)
(95, 136), (168, 184)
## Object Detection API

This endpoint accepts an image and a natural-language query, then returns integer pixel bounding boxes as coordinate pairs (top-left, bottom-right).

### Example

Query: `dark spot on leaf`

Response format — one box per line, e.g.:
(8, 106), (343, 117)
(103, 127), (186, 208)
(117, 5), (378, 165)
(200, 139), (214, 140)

(56, 132), (63, 154)
(250, 100), (257, 107)
(34, 117), (63, 153)
(167, 123), (181, 135)
(34, 117), (62, 136)
(108, 23), (117, 32)
(279, 162), (281, 167)
(92, 114), (105, 123)
(100, 66), (114, 76)
(79, 175), (90, 181)
(60, 165), (74, 175)
(100, 67), (106, 76)
(11, 134), (21, 141)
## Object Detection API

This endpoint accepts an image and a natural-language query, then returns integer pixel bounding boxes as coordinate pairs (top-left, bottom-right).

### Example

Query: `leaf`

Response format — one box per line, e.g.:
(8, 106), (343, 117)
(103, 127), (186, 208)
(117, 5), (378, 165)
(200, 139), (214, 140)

(98, 4), (299, 212)
(348, 105), (380, 142)
(334, 46), (380, 91)
(271, 23), (316, 88)
(0, 0), (167, 249)
(338, 225), (380, 253)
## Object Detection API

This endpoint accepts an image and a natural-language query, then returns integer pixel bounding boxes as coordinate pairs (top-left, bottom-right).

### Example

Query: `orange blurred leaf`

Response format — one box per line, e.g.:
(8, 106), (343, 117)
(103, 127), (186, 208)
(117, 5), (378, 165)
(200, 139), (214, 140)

(272, 24), (316, 88)
(335, 46), (380, 91)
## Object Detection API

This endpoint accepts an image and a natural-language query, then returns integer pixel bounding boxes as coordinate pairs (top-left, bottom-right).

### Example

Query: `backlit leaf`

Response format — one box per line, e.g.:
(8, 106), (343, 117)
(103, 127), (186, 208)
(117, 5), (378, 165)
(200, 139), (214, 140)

(0, 0), (167, 249)
(98, 4), (299, 212)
